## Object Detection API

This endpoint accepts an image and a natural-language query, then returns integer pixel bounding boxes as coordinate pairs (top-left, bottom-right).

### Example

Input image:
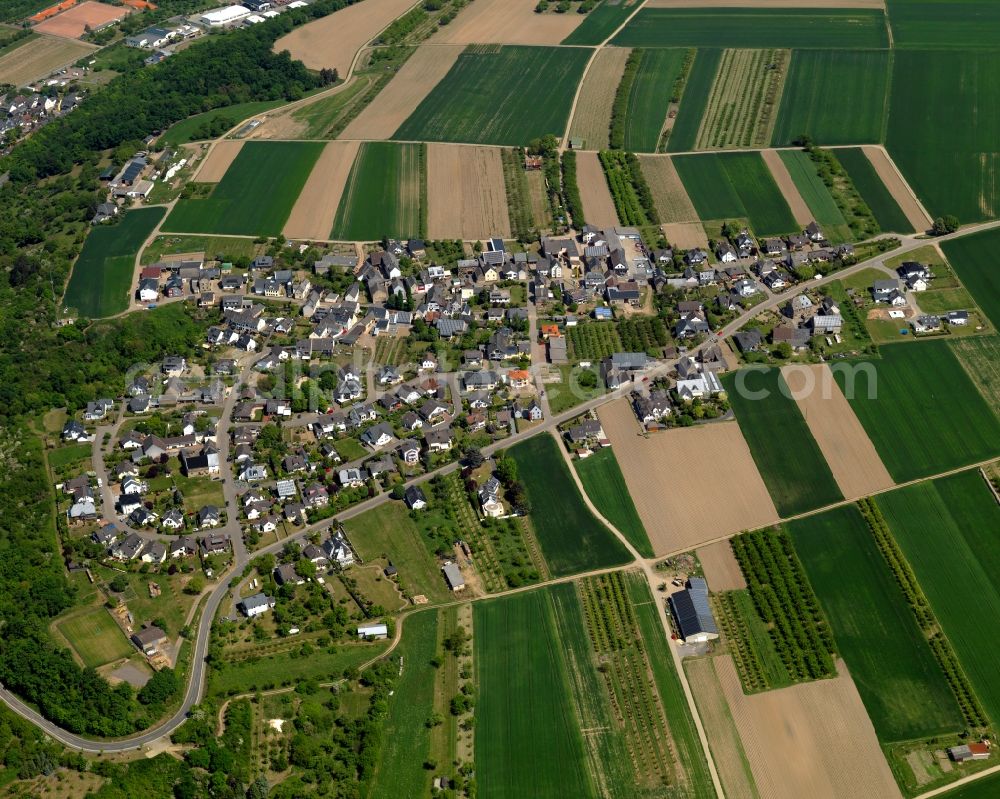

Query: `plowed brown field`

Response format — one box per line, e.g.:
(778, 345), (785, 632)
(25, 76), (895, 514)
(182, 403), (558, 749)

(697, 541), (746, 591)
(569, 48), (631, 151)
(577, 151), (621, 227)
(861, 146), (933, 233)
(432, 0), (584, 45)
(762, 148), (812, 226)
(284, 141), (361, 240)
(194, 140), (244, 182)
(427, 144), (511, 239)
(0, 35), (95, 85)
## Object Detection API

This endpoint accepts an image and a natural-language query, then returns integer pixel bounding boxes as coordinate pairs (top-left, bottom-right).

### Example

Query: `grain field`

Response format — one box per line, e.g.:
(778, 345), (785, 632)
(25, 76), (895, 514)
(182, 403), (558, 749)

(697, 541), (746, 591)
(284, 141), (361, 240)
(432, 0), (584, 45)
(427, 144), (511, 239)
(662, 222), (710, 250)
(576, 150), (621, 226)
(861, 146), (934, 233)
(648, 0), (883, 6)
(761, 148), (812, 226)
(0, 36), (96, 86)
(194, 140), (244, 182)
(569, 48), (631, 151)
(638, 155), (699, 221)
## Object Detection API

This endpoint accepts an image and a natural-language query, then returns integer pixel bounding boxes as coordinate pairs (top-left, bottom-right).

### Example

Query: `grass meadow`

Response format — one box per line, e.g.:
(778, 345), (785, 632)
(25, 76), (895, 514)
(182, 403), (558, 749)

(623, 48), (686, 153)
(673, 152), (798, 236)
(164, 141), (323, 236)
(158, 100), (284, 146)
(722, 369), (843, 516)
(834, 147), (914, 234)
(54, 607), (133, 669)
(833, 341), (1000, 482)
(509, 435), (632, 576)
(778, 150), (852, 243)
(394, 45), (590, 145)
(330, 142), (425, 241)
(942, 228), (1000, 328)
(574, 448), (653, 557)
(64, 207), (165, 318)
(877, 471), (1000, 726)
(772, 50), (889, 146)
(667, 48), (721, 153)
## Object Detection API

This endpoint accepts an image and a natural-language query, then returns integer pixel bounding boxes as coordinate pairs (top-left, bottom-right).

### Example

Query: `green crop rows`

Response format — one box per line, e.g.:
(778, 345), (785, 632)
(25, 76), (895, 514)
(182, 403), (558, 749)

(574, 449), (653, 558)
(942, 227), (1000, 328)
(715, 588), (795, 693)
(623, 48), (686, 152)
(887, 0), (1000, 49)
(562, 0), (640, 46)
(667, 48), (722, 153)
(834, 147), (913, 234)
(567, 321), (623, 361)
(777, 150), (851, 244)
(617, 317), (669, 355)
(598, 150), (660, 227)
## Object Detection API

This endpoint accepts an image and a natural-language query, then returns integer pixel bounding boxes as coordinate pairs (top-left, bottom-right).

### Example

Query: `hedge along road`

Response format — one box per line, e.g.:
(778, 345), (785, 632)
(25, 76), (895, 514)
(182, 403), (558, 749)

(4, 216), (1000, 755)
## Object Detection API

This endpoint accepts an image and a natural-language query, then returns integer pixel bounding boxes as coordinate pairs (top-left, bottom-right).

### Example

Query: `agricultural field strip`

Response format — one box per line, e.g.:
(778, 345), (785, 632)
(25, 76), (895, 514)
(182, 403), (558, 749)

(569, 47), (631, 151)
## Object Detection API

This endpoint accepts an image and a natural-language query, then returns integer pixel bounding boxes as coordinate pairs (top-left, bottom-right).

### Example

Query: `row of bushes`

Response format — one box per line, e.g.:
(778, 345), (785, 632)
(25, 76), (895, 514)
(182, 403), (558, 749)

(598, 150), (660, 227)
(561, 150), (586, 228)
(804, 144), (880, 239)
(618, 317), (668, 353)
(609, 49), (642, 150)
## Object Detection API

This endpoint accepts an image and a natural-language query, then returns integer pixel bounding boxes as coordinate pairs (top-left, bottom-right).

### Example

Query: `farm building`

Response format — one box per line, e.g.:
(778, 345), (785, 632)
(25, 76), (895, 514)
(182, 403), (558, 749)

(131, 625), (168, 655)
(442, 562), (465, 592)
(668, 577), (719, 644)
(948, 743), (991, 763)
(357, 623), (389, 640)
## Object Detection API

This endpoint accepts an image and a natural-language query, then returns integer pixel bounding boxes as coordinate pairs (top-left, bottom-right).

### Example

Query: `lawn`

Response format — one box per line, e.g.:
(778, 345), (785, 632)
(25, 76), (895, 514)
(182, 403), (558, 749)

(140, 234), (258, 265)
(942, 228), (1000, 328)
(54, 607), (133, 669)
(721, 369), (844, 516)
(778, 150), (852, 243)
(47, 442), (92, 471)
(330, 142), (425, 241)
(787, 505), (964, 743)
(508, 434), (632, 576)
(394, 45), (591, 146)
(562, 0), (641, 46)
(832, 341), (1000, 482)
(877, 471), (1000, 727)
(63, 207), (165, 318)
(771, 50), (889, 146)
(612, 8), (889, 49)
(667, 48), (721, 153)
(673, 152), (799, 236)
(623, 48), (687, 153)
(163, 141), (324, 236)
(158, 100), (285, 146)
(546, 364), (608, 414)
(834, 147), (914, 234)
(886, 0), (1000, 49)
(475, 588), (594, 799)
(574, 448), (653, 557)
(886, 50), (1000, 222)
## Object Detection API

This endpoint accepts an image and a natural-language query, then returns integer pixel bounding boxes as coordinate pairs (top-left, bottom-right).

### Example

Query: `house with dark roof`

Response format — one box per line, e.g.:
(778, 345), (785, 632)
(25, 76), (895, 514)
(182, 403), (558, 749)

(668, 577), (718, 643)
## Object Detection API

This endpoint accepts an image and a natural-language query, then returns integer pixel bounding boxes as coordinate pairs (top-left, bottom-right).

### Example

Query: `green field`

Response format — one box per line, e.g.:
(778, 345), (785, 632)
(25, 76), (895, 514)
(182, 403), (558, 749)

(832, 341), (1000, 482)
(788, 506), (964, 742)
(722, 369), (843, 516)
(667, 48), (722, 152)
(673, 152), (798, 236)
(887, 0), (1000, 49)
(772, 50), (889, 145)
(834, 147), (915, 234)
(330, 142), (424, 241)
(934, 771), (1000, 799)
(158, 101), (285, 146)
(623, 49), (686, 153)
(574, 448), (653, 557)
(475, 589), (593, 799)
(877, 472), (1000, 726)
(508, 435), (632, 576)
(942, 228), (1000, 328)
(562, 0), (641, 46)
(64, 207), (165, 318)
(715, 589), (796, 692)
(613, 8), (889, 49)
(163, 141), (323, 236)
(778, 150), (852, 243)
(886, 50), (1000, 222)
(54, 607), (133, 669)
(394, 45), (590, 145)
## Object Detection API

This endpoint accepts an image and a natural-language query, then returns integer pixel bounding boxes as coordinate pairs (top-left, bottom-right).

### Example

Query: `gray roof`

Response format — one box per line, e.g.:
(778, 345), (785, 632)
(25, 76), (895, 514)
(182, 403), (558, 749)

(668, 578), (718, 639)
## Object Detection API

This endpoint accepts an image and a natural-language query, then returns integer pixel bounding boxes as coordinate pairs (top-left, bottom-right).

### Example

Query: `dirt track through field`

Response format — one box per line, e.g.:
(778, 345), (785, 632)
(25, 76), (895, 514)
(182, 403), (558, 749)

(762, 148), (812, 226)
(275, 0), (418, 76)
(576, 151), (621, 227)
(781, 364), (894, 500)
(861, 146), (934, 233)
(340, 44), (463, 140)
(597, 399), (778, 555)
(697, 541), (746, 591)
(194, 140), (244, 182)
(715, 655), (902, 799)
(570, 48), (631, 151)
(432, 0), (584, 44)
(639, 155), (700, 222)
(427, 144), (511, 239)
(0, 36), (96, 86)
(283, 141), (361, 240)
(647, 0), (883, 6)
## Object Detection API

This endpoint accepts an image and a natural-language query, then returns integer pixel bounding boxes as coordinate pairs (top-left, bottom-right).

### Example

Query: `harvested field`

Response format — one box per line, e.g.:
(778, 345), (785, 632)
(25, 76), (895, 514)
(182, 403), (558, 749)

(0, 34), (94, 85)
(597, 398), (778, 555)
(35, 0), (127, 38)
(662, 222), (708, 250)
(340, 44), (463, 140)
(697, 541), (746, 591)
(194, 140), (244, 183)
(637, 155), (698, 222)
(432, 0), (584, 45)
(569, 47), (631, 151)
(650, 0), (883, 5)
(283, 141), (360, 241)
(861, 145), (933, 233)
(761, 148), (812, 226)
(426, 144), (511, 240)
(714, 655), (901, 799)
(274, 0), (417, 76)
(576, 150), (620, 227)
(781, 364), (893, 499)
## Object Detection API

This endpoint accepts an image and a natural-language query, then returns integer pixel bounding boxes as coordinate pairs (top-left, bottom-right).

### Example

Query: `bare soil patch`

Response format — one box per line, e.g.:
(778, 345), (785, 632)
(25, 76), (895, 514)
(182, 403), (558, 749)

(340, 44), (463, 140)
(697, 541), (746, 591)
(638, 155), (699, 222)
(861, 145), (933, 233)
(780, 364), (894, 499)
(662, 222), (709, 250)
(275, 0), (418, 76)
(284, 140), (361, 241)
(715, 654), (901, 799)
(194, 140), (244, 183)
(648, 0), (883, 6)
(597, 399), (778, 555)
(569, 48), (631, 151)
(35, 1), (128, 38)
(576, 150), (621, 227)
(762, 148), (812, 226)
(0, 35), (95, 86)
(427, 143), (511, 239)
(432, 0), (584, 45)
